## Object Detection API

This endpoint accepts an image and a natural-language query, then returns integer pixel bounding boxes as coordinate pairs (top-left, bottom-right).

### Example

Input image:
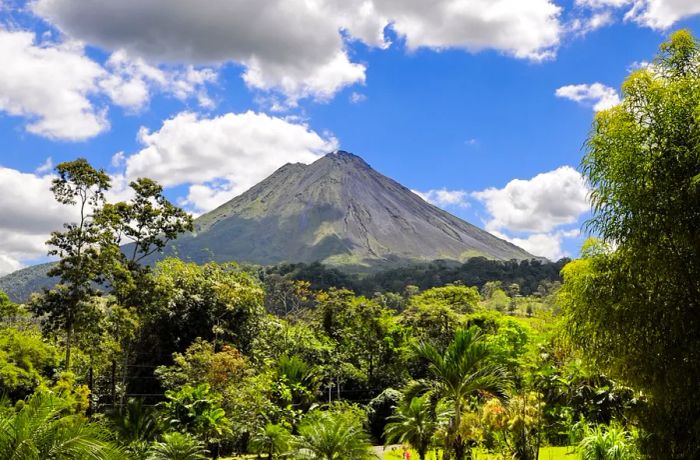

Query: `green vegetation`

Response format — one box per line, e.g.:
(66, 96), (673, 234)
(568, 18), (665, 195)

(0, 30), (698, 460)
(560, 29), (700, 458)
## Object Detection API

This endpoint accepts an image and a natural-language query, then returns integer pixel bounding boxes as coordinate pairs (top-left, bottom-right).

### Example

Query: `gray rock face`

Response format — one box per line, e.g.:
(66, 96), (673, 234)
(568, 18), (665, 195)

(163, 151), (534, 269)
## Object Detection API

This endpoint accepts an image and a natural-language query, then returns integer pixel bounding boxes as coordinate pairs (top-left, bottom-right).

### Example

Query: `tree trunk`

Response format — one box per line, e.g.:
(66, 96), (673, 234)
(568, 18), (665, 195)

(65, 324), (72, 370)
(120, 342), (130, 408)
(111, 359), (117, 406)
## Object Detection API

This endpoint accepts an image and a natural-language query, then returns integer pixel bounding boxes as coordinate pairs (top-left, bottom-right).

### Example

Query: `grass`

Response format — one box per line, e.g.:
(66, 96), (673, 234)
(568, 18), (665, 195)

(223, 446), (578, 459)
(382, 446), (578, 460)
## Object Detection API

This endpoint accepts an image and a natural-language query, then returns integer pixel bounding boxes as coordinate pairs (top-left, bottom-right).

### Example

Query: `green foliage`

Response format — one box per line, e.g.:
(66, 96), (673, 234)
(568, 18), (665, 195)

(156, 339), (249, 392)
(148, 432), (208, 460)
(367, 388), (403, 444)
(0, 390), (124, 459)
(410, 285), (480, 314)
(249, 422), (293, 458)
(160, 383), (231, 446)
(410, 326), (509, 460)
(314, 289), (408, 390)
(149, 259), (264, 354)
(563, 30), (700, 458)
(109, 398), (161, 446)
(384, 394), (437, 460)
(0, 291), (22, 319)
(0, 325), (58, 398)
(579, 424), (640, 460)
(273, 354), (320, 411)
(295, 405), (374, 460)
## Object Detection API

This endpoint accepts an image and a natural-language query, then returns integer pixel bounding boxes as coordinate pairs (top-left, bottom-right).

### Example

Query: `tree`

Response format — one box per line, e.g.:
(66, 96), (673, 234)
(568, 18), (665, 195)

(561, 30), (700, 458)
(0, 325), (58, 399)
(384, 394), (436, 460)
(160, 383), (231, 451)
(249, 423), (293, 459)
(32, 159), (111, 370)
(147, 259), (264, 355)
(410, 326), (508, 460)
(148, 432), (207, 460)
(295, 406), (374, 460)
(0, 391), (124, 459)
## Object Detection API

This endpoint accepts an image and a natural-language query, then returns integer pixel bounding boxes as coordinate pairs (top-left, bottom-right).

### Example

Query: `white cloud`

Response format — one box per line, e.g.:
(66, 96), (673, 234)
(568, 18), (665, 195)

(349, 92), (367, 104)
(413, 188), (470, 208)
(0, 167), (76, 275)
(33, 0), (565, 104)
(0, 28), (109, 140)
(111, 151), (125, 168)
(495, 229), (580, 260)
(555, 83), (621, 111)
(570, 11), (615, 35)
(35, 157), (53, 174)
(100, 50), (217, 111)
(376, 0), (563, 60)
(242, 51), (366, 105)
(576, 0), (632, 8)
(473, 166), (590, 233)
(182, 182), (239, 216)
(625, 0), (700, 30)
(0, 28), (218, 141)
(123, 111), (338, 212)
(576, 0), (700, 30)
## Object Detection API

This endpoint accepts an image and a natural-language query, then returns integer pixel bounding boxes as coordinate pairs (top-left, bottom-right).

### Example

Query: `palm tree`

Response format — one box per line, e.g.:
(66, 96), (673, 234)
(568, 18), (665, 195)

(148, 432), (208, 460)
(384, 394), (436, 460)
(250, 422), (293, 458)
(295, 410), (374, 460)
(110, 398), (161, 445)
(0, 391), (125, 460)
(411, 326), (508, 460)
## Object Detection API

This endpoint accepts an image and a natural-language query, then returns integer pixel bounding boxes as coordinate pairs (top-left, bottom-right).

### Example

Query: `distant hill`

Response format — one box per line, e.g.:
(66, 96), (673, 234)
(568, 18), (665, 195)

(0, 263), (57, 303)
(0, 150), (537, 302)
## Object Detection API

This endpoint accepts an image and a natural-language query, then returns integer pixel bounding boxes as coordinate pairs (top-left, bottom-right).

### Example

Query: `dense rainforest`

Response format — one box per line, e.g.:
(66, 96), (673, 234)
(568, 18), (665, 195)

(1, 30), (699, 460)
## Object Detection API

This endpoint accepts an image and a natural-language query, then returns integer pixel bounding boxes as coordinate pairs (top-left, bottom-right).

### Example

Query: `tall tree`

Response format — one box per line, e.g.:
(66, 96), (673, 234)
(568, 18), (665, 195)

(32, 159), (111, 370)
(560, 30), (700, 458)
(410, 326), (508, 460)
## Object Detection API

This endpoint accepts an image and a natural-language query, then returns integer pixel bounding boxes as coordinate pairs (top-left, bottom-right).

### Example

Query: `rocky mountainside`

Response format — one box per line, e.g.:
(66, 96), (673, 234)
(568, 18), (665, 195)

(158, 151), (534, 268)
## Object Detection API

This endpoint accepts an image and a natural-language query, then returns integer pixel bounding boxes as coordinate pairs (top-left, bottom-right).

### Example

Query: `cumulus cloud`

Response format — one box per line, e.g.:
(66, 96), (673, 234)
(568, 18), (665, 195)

(0, 167), (76, 275)
(625, 0), (700, 29)
(100, 50), (218, 111)
(494, 229), (581, 260)
(0, 28), (109, 140)
(413, 188), (470, 208)
(473, 166), (590, 234)
(576, 0), (700, 30)
(0, 28), (218, 140)
(377, 0), (562, 60)
(555, 83), (621, 111)
(123, 111), (338, 212)
(570, 11), (615, 35)
(33, 0), (564, 104)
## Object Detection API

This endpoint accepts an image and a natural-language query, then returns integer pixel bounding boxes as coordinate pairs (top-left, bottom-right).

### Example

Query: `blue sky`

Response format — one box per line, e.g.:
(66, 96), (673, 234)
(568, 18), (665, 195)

(1, 0), (699, 273)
